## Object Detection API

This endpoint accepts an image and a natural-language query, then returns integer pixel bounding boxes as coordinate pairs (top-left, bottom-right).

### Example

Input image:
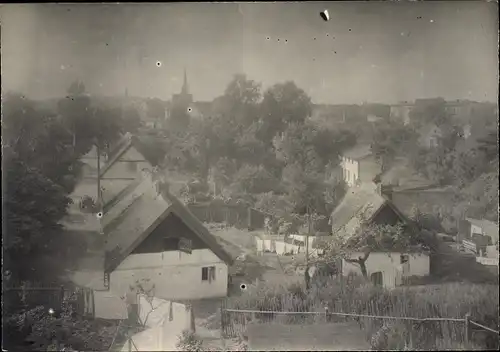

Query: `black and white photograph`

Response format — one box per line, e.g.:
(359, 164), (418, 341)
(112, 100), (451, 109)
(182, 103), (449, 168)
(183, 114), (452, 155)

(1, 2), (499, 351)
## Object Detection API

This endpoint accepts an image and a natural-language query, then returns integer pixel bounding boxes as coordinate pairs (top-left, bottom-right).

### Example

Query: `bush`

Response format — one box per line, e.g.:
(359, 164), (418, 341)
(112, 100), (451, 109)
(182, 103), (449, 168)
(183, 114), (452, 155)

(225, 278), (499, 350)
(176, 330), (204, 352)
(3, 291), (119, 351)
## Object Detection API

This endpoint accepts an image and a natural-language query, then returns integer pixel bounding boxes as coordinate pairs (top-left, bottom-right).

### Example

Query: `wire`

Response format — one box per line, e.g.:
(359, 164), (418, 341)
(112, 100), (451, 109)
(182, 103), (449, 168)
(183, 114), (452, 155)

(222, 308), (465, 322)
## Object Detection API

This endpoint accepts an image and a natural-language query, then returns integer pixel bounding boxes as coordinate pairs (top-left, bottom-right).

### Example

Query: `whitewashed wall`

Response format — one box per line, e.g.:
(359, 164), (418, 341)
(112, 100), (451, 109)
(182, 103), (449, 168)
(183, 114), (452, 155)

(123, 297), (192, 351)
(274, 241), (302, 256)
(470, 224), (484, 237)
(110, 249), (228, 301)
(486, 245), (499, 259)
(341, 157), (360, 187)
(342, 252), (430, 289)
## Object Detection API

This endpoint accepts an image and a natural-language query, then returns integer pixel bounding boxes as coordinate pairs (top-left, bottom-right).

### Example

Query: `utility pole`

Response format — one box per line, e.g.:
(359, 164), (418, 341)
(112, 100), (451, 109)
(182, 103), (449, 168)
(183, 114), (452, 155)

(97, 142), (102, 211)
(305, 204), (311, 268)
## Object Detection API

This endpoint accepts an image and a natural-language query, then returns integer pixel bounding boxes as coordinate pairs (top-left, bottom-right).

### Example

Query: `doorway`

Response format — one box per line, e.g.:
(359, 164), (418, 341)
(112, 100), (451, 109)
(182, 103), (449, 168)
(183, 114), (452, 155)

(370, 271), (383, 287)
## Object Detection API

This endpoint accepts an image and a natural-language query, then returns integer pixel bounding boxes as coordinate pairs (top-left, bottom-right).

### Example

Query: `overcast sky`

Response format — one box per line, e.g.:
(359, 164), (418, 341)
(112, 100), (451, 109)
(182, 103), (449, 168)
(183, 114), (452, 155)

(1, 2), (498, 104)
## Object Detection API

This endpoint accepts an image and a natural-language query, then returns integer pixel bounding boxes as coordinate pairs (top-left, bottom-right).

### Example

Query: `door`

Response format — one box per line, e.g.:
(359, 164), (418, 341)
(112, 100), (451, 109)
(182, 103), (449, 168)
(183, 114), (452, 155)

(370, 271), (383, 287)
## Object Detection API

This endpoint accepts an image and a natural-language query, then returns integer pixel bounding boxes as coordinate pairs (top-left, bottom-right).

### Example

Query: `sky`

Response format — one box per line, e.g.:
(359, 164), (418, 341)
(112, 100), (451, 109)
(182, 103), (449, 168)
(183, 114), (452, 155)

(1, 2), (498, 104)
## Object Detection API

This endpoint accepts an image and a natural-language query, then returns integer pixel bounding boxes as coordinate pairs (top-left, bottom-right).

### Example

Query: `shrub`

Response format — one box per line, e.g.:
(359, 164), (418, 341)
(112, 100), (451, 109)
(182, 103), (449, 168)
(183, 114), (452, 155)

(176, 330), (204, 352)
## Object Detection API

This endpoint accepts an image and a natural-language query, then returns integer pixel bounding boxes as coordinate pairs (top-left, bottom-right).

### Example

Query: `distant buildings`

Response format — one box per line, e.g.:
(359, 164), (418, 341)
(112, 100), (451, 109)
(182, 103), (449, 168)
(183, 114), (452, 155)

(389, 99), (496, 127)
(340, 144), (381, 187)
(417, 123), (442, 149)
(389, 101), (413, 125)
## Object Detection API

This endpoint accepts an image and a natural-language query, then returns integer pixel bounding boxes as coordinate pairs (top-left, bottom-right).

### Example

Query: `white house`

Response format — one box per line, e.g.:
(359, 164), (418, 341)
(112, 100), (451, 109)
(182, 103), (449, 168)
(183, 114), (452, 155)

(68, 170), (234, 321)
(466, 218), (499, 246)
(63, 133), (153, 233)
(342, 251), (430, 289)
(330, 182), (430, 289)
(102, 171), (233, 301)
(340, 144), (382, 187)
(98, 132), (153, 205)
(417, 123), (442, 149)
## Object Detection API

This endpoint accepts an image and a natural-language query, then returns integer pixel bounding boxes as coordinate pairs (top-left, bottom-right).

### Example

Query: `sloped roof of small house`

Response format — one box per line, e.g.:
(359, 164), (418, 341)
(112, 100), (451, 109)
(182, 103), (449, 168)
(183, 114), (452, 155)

(466, 218), (499, 243)
(99, 132), (150, 177)
(342, 144), (373, 160)
(329, 184), (407, 236)
(380, 158), (436, 190)
(103, 175), (233, 273)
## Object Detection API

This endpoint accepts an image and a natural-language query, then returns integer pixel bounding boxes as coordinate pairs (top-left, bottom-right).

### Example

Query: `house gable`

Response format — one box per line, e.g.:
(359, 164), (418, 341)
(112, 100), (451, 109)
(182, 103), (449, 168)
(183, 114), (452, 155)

(119, 146), (148, 162)
(132, 213), (209, 254)
(103, 178), (233, 274)
(101, 146), (152, 180)
(371, 203), (405, 227)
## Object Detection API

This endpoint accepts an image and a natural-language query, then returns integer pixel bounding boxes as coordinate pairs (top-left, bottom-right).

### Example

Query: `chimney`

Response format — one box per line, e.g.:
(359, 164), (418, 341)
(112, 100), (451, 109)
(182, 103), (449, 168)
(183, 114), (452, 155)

(380, 184), (393, 200)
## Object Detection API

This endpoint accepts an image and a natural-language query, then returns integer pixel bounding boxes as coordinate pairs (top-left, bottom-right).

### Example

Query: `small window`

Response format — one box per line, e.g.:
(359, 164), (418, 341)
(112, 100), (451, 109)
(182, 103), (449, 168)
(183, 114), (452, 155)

(163, 237), (180, 251)
(202, 266), (216, 282)
(400, 254), (409, 264)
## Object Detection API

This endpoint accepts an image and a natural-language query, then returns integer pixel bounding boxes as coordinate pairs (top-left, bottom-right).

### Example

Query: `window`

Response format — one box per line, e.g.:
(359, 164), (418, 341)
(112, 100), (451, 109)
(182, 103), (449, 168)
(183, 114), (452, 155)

(400, 254), (409, 264)
(202, 266), (216, 282)
(346, 170), (350, 183)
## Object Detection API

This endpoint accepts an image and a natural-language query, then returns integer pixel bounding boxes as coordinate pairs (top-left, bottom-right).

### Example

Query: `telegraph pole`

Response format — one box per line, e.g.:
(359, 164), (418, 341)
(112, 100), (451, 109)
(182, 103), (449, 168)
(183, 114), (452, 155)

(97, 142), (102, 211)
(306, 204), (311, 267)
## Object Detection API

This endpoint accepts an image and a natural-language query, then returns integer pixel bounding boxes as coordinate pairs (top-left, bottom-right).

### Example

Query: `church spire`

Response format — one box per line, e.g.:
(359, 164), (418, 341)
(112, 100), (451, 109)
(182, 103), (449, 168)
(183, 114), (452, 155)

(181, 68), (189, 95)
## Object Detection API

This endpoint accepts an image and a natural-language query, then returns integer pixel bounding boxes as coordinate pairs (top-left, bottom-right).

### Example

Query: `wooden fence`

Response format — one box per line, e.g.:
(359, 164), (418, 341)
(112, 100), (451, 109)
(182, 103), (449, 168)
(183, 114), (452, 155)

(221, 306), (499, 349)
(462, 239), (478, 254)
(3, 281), (93, 318)
(187, 202), (271, 230)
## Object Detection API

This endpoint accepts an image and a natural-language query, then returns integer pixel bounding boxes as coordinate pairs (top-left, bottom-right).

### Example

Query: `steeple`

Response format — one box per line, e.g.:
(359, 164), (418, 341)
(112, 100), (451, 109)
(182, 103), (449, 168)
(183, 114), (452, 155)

(181, 68), (189, 95)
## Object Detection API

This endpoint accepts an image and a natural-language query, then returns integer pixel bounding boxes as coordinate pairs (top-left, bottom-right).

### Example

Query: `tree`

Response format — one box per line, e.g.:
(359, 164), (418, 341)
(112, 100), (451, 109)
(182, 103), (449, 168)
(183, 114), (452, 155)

(221, 74), (262, 129)
(228, 164), (282, 195)
(408, 98), (449, 129)
(57, 81), (94, 154)
(2, 93), (81, 193)
(259, 81), (312, 144)
(146, 98), (166, 120)
(122, 106), (143, 133)
(273, 121), (351, 217)
(324, 221), (421, 279)
(3, 147), (71, 281)
(454, 171), (499, 223)
(92, 105), (124, 151)
(371, 121), (418, 172)
(476, 131), (499, 165)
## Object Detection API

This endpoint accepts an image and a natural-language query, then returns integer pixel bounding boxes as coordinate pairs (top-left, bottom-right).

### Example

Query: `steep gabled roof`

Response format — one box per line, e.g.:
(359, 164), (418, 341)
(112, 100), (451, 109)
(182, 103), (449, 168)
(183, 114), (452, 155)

(99, 133), (149, 177)
(329, 184), (408, 237)
(342, 144), (373, 160)
(103, 175), (233, 273)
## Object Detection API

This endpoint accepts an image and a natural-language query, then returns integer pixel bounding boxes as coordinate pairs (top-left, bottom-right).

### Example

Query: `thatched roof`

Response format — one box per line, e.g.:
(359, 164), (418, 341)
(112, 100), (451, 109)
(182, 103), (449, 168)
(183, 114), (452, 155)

(103, 174), (233, 273)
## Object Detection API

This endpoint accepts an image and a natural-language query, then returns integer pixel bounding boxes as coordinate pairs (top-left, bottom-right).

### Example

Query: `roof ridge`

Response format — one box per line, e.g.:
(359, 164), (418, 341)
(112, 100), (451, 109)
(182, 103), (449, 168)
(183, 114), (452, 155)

(99, 134), (134, 177)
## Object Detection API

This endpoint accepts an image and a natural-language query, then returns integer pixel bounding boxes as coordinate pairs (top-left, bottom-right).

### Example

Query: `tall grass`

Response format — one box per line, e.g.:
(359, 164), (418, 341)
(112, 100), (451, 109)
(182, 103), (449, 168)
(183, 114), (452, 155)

(224, 276), (499, 350)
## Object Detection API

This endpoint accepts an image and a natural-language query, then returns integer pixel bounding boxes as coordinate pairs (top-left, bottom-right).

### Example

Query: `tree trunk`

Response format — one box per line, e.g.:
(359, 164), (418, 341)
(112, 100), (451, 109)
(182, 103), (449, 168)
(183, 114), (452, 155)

(346, 251), (371, 279)
(359, 259), (368, 279)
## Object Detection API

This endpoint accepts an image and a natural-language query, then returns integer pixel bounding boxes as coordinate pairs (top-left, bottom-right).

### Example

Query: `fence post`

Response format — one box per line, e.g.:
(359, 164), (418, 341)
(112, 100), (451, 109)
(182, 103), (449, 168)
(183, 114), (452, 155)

(60, 285), (65, 305)
(464, 313), (471, 347)
(220, 301), (225, 337)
